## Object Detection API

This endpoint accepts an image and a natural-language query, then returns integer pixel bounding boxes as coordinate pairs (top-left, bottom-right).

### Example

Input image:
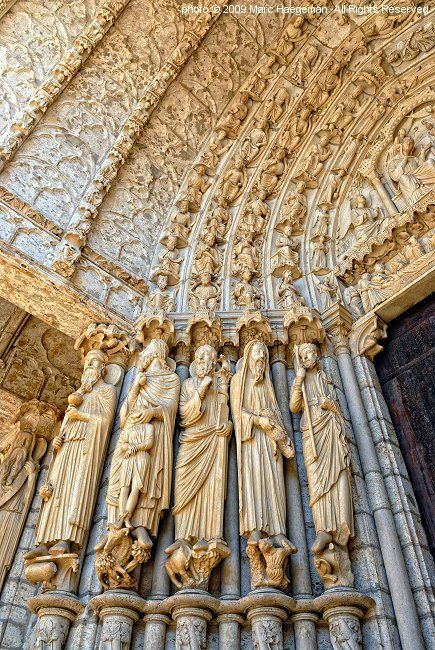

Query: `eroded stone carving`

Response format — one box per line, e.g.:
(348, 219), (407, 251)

(0, 400), (59, 589)
(231, 340), (296, 590)
(290, 343), (354, 589)
(166, 345), (232, 590)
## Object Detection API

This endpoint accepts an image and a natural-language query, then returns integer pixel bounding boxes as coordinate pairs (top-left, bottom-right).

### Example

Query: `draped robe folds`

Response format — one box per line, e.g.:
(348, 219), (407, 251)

(231, 349), (287, 538)
(107, 369), (179, 536)
(290, 369), (354, 542)
(173, 376), (229, 542)
(388, 152), (435, 204)
(35, 382), (117, 548)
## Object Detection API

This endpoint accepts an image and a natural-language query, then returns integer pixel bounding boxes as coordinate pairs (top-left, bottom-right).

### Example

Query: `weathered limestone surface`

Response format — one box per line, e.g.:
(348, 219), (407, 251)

(0, 2), (434, 649)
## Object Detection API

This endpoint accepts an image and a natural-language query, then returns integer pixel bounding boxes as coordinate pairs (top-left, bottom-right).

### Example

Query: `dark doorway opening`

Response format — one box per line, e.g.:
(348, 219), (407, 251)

(375, 293), (435, 557)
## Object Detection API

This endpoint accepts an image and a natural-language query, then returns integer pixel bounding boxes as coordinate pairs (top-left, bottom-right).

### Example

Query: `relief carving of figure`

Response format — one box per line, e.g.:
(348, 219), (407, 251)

(339, 195), (385, 246)
(258, 148), (286, 196)
(277, 182), (307, 235)
(152, 235), (183, 286)
(244, 56), (277, 101)
(165, 346), (232, 590)
(184, 164), (211, 213)
(269, 16), (305, 63)
(289, 44), (319, 86)
(357, 263), (389, 312)
(219, 158), (246, 205)
(241, 116), (268, 164)
(271, 227), (301, 280)
(96, 340), (180, 589)
(260, 86), (290, 125)
(26, 350), (118, 561)
(219, 91), (250, 139)
(146, 275), (176, 314)
(190, 273), (220, 312)
(231, 341), (296, 590)
(279, 107), (312, 154)
(386, 134), (435, 206)
(290, 343), (354, 587)
(0, 401), (59, 588)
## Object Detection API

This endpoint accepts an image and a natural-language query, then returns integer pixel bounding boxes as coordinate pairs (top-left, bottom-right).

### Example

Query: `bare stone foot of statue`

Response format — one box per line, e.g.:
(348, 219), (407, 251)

(133, 526), (152, 550)
(124, 516), (133, 530)
(312, 531), (333, 554)
(49, 540), (70, 556)
(25, 544), (49, 560)
(193, 539), (208, 551)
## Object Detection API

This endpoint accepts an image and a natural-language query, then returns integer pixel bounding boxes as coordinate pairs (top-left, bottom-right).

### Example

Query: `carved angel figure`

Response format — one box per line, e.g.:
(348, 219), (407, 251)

(184, 164), (210, 213)
(290, 343), (354, 556)
(289, 44), (319, 86)
(219, 158), (246, 205)
(386, 134), (435, 206)
(219, 91), (250, 139)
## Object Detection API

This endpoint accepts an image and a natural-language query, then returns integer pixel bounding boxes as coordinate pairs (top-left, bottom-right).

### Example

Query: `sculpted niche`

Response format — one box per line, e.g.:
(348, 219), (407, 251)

(231, 340), (296, 591)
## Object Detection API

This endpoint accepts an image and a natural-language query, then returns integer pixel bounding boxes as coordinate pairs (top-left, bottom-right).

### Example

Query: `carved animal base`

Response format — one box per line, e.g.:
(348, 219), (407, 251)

(24, 553), (79, 592)
(314, 542), (354, 589)
(165, 538), (231, 591)
(246, 536), (297, 591)
(94, 527), (152, 591)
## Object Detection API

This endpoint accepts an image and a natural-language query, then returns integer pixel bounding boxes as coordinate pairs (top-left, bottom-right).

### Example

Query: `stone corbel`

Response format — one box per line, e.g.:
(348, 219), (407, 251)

(235, 310), (272, 353)
(135, 311), (175, 348)
(349, 312), (387, 361)
(322, 303), (353, 356)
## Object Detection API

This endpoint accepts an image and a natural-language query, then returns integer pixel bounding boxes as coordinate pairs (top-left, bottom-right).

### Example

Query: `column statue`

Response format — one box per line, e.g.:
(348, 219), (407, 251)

(25, 348), (119, 590)
(95, 338), (180, 589)
(165, 344), (232, 590)
(230, 340), (296, 590)
(290, 342), (355, 588)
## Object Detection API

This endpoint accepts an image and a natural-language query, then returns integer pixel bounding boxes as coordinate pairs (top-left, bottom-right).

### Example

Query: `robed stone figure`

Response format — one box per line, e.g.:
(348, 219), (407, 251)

(27, 349), (118, 558)
(231, 340), (294, 543)
(165, 345), (232, 590)
(106, 339), (180, 549)
(290, 342), (354, 556)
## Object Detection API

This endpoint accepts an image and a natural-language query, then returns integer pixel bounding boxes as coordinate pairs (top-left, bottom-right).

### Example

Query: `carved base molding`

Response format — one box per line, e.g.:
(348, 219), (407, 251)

(89, 587), (373, 648)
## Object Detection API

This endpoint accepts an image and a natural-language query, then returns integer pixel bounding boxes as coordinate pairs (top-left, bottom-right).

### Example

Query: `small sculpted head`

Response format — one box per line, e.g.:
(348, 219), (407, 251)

(299, 342), (319, 370)
(82, 349), (107, 391)
(248, 341), (267, 383)
(195, 345), (217, 379)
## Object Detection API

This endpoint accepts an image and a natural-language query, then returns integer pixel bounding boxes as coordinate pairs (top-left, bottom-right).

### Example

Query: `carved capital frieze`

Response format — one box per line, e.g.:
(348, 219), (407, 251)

(235, 311), (272, 352)
(135, 312), (175, 348)
(322, 304), (353, 356)
(74, 323), (132, 369)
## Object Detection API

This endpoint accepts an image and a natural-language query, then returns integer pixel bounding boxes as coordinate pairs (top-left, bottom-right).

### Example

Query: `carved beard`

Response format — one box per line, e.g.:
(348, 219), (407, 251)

(252, 360), (265, 384)
(81, 368), (101, 393)
(196, 362), (212, 379)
